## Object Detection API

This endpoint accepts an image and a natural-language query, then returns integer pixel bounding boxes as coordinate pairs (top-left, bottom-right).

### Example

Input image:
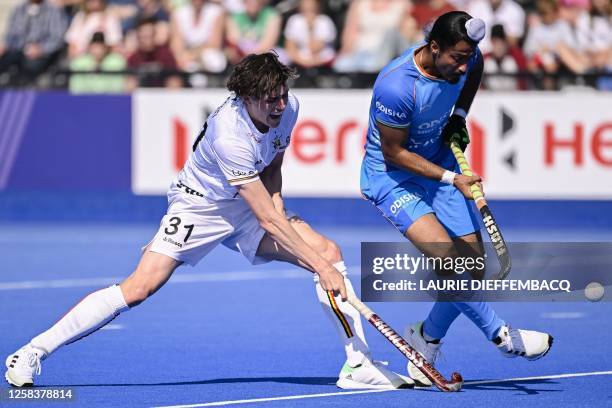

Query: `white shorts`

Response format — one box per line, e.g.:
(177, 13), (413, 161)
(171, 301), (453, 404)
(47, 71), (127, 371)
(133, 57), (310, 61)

(148, 191), (271, 266)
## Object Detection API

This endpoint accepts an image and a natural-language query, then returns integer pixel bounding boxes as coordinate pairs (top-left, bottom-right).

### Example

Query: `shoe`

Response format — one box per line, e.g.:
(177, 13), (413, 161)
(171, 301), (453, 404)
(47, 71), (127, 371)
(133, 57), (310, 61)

(336, 359), (413, 389)
(5, 345), (43, 387)
(404, 322), (441, 387)
(494, 325), (553, 360)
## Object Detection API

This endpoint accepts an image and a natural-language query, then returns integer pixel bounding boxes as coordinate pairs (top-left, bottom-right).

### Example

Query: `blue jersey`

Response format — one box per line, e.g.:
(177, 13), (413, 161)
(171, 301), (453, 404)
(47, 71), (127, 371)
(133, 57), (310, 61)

(363, 43), (481, 176)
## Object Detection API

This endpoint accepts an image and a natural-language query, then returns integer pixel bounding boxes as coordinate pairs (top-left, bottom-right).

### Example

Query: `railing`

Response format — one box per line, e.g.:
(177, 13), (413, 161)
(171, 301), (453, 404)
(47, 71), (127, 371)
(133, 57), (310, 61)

(1, 68), (611, 91)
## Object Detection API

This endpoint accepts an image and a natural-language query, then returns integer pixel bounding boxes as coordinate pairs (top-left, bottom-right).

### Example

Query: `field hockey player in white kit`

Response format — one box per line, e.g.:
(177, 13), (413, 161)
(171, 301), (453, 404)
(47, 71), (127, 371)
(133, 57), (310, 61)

(6, 52), (410, 390)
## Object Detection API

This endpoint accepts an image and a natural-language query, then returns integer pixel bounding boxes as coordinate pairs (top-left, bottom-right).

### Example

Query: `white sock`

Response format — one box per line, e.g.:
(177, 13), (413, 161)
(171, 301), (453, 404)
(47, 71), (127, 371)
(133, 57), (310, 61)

(314, 261), (371, 367)
(30, 285), (129, 357)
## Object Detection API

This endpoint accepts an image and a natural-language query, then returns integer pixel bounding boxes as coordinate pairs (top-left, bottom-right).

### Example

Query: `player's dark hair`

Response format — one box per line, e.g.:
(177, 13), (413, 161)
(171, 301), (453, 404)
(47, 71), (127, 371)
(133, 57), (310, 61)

(426, 11), (477, 50)
(227, 52), (298, 99)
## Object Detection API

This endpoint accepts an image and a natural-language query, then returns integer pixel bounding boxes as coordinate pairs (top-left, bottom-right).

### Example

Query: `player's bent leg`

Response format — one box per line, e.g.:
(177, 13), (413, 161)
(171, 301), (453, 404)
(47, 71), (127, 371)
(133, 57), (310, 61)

(5, 251), (180, 387)
(405, 214), (460, 275)
(448, 232), (506, 342)
(256, 218), (411, 389)
(120, 250), (182, 307)
(452, 234), (553, 359)
(403, 214), (459, 386)
(451, 233), (553, 360)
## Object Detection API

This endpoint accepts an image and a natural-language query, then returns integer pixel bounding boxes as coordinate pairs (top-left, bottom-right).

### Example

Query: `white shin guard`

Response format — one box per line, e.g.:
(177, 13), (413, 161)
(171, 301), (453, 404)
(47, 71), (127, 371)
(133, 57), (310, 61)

(314, 261), (371, 367)
(30, 285), (129, 357)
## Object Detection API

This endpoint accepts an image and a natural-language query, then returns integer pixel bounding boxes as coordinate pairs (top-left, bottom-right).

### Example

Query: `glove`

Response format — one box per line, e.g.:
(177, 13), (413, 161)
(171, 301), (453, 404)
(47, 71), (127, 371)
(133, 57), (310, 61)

(442, 115), (470, 152)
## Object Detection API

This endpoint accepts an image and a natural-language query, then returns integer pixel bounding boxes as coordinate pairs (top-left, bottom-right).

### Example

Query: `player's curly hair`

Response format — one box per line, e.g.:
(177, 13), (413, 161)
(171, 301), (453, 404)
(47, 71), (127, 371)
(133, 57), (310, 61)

(227, 52), (298, 99)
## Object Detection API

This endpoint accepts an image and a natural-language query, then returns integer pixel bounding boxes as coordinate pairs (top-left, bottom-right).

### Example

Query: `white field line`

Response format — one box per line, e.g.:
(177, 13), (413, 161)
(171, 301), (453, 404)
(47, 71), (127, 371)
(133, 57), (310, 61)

(0, 267), (359, 291)
(541, 312), (586, 319)
(153, 370), (612, 408)
(153, 389), (393, 408)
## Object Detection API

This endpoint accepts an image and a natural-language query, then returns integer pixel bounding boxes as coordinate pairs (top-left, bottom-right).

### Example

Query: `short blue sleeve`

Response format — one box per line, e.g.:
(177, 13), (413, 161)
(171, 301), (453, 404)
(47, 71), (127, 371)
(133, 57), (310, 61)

(372, 75), (415, 129)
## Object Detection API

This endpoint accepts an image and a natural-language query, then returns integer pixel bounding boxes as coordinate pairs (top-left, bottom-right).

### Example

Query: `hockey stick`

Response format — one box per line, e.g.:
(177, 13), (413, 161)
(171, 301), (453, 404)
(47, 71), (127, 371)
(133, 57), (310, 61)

(344, 291), (463, 392)
(450, 140), (511, 280)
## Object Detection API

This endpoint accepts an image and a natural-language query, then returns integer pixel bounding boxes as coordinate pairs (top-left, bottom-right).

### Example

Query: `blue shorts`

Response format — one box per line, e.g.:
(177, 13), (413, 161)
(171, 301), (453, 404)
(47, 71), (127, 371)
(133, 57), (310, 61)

(360, 148), (480, 237)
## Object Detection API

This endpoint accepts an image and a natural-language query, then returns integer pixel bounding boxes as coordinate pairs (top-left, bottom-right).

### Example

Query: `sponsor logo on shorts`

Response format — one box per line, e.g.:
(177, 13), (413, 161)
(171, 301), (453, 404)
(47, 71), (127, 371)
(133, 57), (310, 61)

(389, 193), (419, 215)
(376, 101), (407, 121)
(163, 236), (183, 248)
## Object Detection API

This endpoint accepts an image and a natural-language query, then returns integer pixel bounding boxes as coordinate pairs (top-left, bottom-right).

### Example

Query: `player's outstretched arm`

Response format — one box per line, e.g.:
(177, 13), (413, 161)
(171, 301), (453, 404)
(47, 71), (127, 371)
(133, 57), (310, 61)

(238, 179), (347, 300)
(379, 123), (481, 200)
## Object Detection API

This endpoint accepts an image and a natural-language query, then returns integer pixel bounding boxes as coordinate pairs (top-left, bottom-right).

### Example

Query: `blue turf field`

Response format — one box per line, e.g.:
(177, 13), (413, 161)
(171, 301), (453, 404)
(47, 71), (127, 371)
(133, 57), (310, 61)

(1, 223), (611, 407)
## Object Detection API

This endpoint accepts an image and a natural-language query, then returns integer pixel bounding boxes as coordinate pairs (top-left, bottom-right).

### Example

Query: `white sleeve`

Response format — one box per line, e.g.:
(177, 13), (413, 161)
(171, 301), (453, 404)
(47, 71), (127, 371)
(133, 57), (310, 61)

(211, 136), (260, 186)
(105, 14), (123, 46)
(504, 4), (525, 38)
(467, 1), (485, 20)
(591, 18), (611, 51)
(284, 15), (301, 41)
(65, 13), (82, 44)
(317, 16), (337, 43)
(558, 22), (579, 50)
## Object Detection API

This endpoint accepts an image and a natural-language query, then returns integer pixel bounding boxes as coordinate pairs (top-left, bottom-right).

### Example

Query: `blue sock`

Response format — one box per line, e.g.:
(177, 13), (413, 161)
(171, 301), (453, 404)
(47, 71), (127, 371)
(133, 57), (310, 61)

(452, 301), (505, 341)
(423, 301), (505, 341)
(423, 301), (461, 340)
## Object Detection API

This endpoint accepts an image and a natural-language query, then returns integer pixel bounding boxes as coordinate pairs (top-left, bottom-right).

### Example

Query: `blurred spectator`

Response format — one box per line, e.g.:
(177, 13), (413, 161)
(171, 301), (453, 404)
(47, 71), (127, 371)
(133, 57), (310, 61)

(483, 24), (528, 90)
(0, 0), (67, 84)
(394, 0), (454, 55)
(65, 0), (123, 58)
(447, 0), (471, 11)
(588, 0), (611, 72)
(105, 0), (140, 30)
(560, 0), (609, 71)
(333, 0), (406, 73)
(122, 0), (170, 55)
(69, 31), (127, 92)
(123, 0), (170, 37)
(284, 0), (336, 68)
(393, 12), (422, 54)
(170, 0), (226, 72)
(216, 0), (244, 13)
(468, 0), (526, 53)
(410, 0), (455, 31)
(226, 0), (282, 65)
(127, 17), (183, 88)
(524, 0), (588, 88)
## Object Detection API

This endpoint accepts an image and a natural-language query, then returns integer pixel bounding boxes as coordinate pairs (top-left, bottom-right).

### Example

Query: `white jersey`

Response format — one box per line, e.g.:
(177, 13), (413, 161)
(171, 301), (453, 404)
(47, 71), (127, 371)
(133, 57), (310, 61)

(171, 92), (299, 203)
